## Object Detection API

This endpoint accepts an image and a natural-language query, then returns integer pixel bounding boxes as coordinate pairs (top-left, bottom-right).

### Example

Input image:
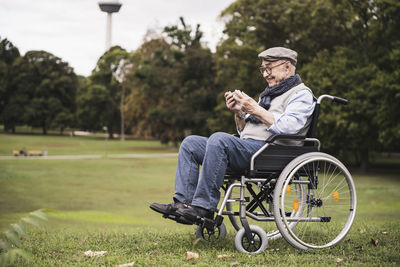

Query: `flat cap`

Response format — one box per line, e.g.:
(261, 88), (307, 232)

(258, 47), (298, 65)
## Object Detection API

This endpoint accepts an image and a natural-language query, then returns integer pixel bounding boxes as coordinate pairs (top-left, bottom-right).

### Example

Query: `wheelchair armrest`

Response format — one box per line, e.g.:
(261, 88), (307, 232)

(265, 134), (306, 143)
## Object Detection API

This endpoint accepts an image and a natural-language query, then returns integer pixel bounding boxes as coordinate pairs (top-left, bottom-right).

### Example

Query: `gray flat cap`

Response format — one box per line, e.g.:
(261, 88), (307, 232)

(258, 47), (298, 65)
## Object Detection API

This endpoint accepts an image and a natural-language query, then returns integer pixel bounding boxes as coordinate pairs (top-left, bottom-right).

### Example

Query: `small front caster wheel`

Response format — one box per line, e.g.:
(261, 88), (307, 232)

(234, 225), (268, 254)
(195, 223), (226, 241)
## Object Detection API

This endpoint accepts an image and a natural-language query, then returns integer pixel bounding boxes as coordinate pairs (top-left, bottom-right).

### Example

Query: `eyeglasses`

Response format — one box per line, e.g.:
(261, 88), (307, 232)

(259, 61), (287, 74)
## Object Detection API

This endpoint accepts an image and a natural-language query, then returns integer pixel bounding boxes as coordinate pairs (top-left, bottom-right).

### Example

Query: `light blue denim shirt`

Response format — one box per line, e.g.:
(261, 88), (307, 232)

(267, 89), (316, 134)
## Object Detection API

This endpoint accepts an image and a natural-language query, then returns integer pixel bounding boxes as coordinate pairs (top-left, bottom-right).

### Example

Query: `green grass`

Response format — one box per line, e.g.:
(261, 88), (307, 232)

(0, 134), (399, 266)
(0, 133), (177, 156)
(0, 158), (177, 228)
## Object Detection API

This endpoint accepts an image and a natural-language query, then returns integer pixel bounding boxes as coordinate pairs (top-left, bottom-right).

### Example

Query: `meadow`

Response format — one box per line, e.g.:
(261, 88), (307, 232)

(0, 131), (177, 156)
(0, 133), (399, 266)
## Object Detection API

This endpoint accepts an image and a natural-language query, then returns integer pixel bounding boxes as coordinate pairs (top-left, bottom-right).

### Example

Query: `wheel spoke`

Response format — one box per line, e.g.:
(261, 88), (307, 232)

(279, 155), (356, 249)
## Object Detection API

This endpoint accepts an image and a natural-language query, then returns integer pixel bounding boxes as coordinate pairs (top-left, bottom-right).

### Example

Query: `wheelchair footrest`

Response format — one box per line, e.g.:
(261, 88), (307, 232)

(215, 215), (224, 226)
(162, 214), (177, 220)
(202, 217), (215, 232)
(198, 215), (224, 233)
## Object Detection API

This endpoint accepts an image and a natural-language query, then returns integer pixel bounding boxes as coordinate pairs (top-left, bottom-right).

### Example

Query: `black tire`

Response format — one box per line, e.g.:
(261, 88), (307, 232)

(273, 152), (357, 250)
(225, 183), (283, 241)
(195, 223), (226, 241)
(234, 225), (268, 254)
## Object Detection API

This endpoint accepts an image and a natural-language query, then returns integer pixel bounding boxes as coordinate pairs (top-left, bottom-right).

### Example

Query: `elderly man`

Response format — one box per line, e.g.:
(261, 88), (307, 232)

(150, 47), (315, 224)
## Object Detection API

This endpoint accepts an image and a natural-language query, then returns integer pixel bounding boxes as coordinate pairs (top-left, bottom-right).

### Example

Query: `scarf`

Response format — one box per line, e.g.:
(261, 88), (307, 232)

(245, 74), (302, 124)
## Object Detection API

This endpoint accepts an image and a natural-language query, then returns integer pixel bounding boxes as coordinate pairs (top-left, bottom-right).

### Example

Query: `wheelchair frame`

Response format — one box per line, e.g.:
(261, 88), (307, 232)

(194, 95), (357, 254)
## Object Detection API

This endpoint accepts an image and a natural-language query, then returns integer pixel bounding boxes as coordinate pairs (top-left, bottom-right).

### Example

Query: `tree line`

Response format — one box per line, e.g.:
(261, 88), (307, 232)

(0, 0), (399, 168)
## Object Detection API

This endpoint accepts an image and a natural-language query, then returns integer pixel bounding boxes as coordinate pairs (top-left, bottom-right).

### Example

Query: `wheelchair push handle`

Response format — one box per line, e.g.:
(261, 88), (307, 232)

(317, 94), (348, 105)
(332, 96), (348, 105)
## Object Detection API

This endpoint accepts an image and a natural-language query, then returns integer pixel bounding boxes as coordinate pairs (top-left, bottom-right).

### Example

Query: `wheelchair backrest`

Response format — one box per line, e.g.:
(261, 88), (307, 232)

(306, 102), (319, 138)
(306, 94), (348, 139)
(251, 95), (348, 174)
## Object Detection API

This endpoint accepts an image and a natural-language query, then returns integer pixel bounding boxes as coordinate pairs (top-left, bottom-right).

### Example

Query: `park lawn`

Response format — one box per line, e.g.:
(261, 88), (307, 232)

(0, 133), (178, 156)
(0, 157), (178, 229)
(0, 135), (399, 266)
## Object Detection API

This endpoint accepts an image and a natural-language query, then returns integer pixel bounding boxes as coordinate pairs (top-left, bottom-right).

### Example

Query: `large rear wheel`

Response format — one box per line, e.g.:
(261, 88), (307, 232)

(274, 152), (357, 250)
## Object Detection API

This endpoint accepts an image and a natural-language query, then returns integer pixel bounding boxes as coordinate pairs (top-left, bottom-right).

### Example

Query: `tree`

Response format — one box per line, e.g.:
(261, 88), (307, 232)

(8, 50), (77, 134)
(78, 46), (128, 138)
(124, 37), (181, 143)
(301, 0), (400, 169)
(0, 37), (21, 133)
(215, 0), (400, 168)
(301, 48), (380, 168)
(164, 17), (219, 137)
(124, 18), (218, 145)
(374, 44), (400, 153)
(0, 37), (20, 65)
(208, 0), (353, 133)
(208, 43), (264, 133)
(219, 0), (355, 66)
(76, 78), (108, 132)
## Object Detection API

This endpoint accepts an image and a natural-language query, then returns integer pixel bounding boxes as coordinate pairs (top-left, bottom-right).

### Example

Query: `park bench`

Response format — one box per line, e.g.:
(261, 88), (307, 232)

(28, 150), (43, 156)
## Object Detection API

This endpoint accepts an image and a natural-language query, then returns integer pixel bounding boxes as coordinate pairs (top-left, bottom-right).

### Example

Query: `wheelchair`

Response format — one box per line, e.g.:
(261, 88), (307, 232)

(193, 94), (357, 254)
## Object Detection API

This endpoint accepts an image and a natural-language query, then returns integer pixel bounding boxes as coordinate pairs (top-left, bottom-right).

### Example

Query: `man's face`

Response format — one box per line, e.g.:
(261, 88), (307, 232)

(260, 60), (289, 87)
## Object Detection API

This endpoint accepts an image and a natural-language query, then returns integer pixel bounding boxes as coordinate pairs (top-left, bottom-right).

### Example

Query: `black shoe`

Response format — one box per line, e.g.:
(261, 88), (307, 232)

(150, 202), (184, 216)
(150, 202), (193, 225)
(176, 205), (214, 224)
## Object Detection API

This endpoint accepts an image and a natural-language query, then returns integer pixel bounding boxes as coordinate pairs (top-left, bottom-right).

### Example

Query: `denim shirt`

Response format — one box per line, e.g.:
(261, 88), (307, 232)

(267, 89), (315, 135)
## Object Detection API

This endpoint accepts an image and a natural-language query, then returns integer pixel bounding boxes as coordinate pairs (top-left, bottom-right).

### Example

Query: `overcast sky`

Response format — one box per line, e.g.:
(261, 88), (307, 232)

(0, 0), (235, 76)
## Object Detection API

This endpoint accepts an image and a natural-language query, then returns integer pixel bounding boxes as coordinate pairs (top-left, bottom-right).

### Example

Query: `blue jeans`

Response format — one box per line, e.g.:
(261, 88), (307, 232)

(173, 132), (265, 212)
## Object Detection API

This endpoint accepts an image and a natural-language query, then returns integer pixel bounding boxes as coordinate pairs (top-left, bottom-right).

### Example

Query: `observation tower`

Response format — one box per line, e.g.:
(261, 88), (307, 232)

(98, 1), (122, 50)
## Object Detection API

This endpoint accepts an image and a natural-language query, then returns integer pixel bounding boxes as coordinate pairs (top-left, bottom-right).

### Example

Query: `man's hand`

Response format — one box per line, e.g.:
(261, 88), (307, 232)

(225, 90), (246, 131)
(233, 90), (275, 128)
(224, 91), (241, 112)
(232, 90), (261, 115)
